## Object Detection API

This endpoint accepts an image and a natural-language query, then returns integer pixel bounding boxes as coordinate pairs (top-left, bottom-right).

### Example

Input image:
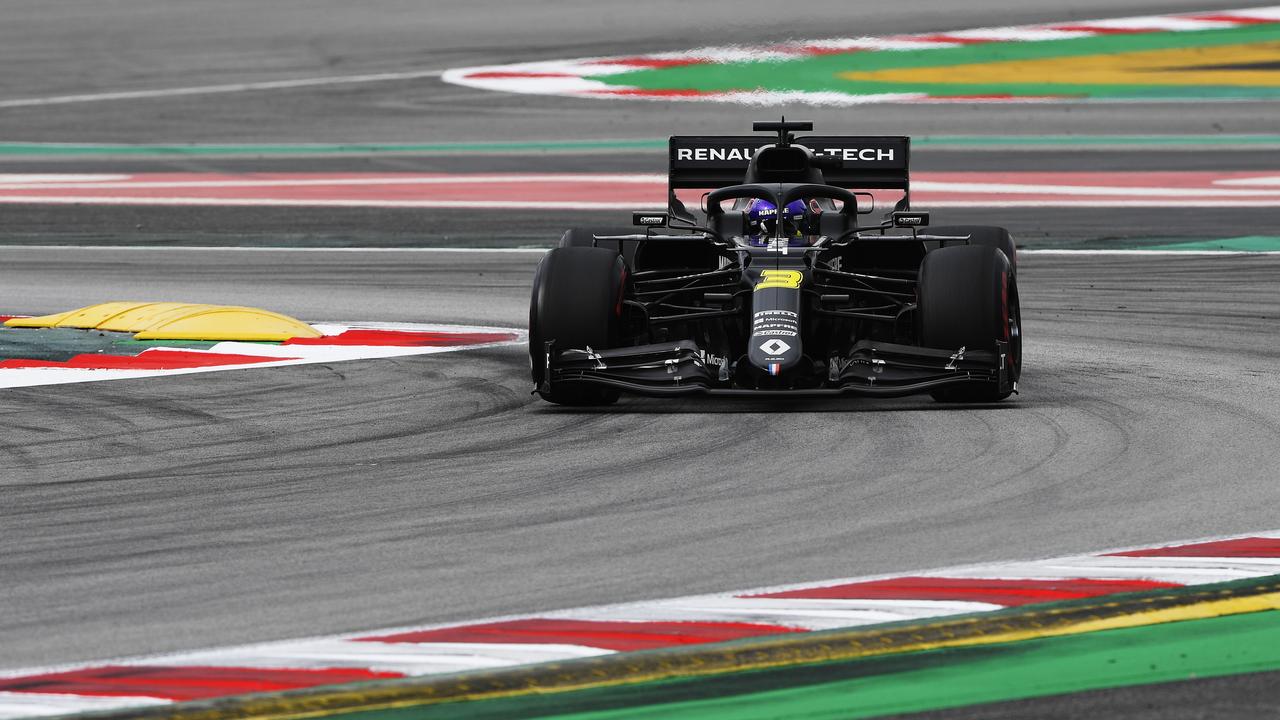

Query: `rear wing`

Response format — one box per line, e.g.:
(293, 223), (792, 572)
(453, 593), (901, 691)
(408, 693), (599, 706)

(668, 135), (911, 210)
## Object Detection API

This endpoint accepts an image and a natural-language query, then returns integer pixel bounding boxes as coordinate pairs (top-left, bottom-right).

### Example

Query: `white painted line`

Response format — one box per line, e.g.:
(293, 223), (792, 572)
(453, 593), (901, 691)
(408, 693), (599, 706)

(0, 175), (130, 183)
(0, 246), (1275, 257)
(923, 200), (1280, 208)
(912, 180), (1280, 198)
(0, 174), (668, 190)
(0, 196), (666, 210)
(0, 69), (446, 109)
(0, 245), (552, 253)
(6, 195), (1276, 210)
(1214, 176), (1280, 186)
(1021, 249), (1280, 256)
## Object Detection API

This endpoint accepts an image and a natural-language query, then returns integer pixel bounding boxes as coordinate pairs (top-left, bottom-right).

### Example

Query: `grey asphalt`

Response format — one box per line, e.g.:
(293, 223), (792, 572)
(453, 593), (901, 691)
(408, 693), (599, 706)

(2, 3), (1280, 718)
(0, 146), (1272, 248)
(2, 0), (1278, 143)
(3, 247), (1280, 674)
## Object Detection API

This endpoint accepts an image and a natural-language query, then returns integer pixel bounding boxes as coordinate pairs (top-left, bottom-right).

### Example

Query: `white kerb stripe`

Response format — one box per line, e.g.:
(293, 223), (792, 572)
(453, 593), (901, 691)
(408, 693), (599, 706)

(928, 556), (1280, 585)
(943, 28), (1094, 41)
(565, 597), (1002, 631)
(150, 638), (609, 677)
(1075, 15), (1235, 30)
(0, 692), (169, 719)
(1219, 7), (1280, 20)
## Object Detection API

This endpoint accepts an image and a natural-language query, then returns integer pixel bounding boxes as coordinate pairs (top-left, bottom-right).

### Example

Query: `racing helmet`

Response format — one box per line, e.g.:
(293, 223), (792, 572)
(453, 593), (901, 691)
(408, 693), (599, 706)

(745, 198), (818, 247)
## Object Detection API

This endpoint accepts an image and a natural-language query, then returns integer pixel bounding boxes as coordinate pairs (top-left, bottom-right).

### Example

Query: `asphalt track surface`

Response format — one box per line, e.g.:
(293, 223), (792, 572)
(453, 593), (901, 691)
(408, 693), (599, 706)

(5, 247), (1280, 675)
(3, 1), (1280, 717)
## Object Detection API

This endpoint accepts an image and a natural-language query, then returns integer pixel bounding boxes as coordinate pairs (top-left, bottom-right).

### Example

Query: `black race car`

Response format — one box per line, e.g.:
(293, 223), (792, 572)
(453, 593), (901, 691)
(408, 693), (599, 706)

(529, 120), (1021, 405)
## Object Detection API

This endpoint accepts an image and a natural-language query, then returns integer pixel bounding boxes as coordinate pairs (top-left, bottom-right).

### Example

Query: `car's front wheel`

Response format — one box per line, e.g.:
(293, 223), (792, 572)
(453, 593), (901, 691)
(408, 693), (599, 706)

(918, 244), (1021, 402)
(529, 246), (627, 406)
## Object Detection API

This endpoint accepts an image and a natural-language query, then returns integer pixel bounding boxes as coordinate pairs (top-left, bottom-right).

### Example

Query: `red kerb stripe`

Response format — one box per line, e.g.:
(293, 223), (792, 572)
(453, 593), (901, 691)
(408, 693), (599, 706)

(1107, 537), (1280, 558)
(907, 34), (996, 45)
(0, 350), (288, 370)
(586, 88), (716, 98)
(1048, 25), (1147, 34)
(0, 666), (401, 701)
(1186, 14), (1279, 24)
(358, 618), (802, 651)
(747, 576), (1181, 606)
(284, 329), (517, 347)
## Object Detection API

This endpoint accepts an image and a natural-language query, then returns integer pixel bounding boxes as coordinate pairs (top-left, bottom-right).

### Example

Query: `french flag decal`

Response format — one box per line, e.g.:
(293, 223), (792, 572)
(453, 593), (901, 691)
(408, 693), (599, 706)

(768, 363), (781, 376)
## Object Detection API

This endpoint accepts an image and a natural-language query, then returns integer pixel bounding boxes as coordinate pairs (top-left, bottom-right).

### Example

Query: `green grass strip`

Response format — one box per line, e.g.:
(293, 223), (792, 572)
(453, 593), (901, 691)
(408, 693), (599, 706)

(596, 24), (1280, 99)
(343, 609), (1280, 720)
(1139, 235), (1280, 252)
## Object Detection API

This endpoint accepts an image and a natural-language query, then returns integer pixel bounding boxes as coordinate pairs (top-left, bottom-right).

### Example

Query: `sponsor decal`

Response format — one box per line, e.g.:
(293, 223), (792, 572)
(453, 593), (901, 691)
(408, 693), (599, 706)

(752, 309), (800, 337)
(814, 147), (896, 162)
(759, 339), (792, 356)
(755, 269), (803, 290)
(675, 147), (755, 162)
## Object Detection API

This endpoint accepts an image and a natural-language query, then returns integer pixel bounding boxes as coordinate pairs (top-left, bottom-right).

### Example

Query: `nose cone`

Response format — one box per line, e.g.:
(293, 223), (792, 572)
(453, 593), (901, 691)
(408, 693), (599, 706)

(748, 269), (804, 375)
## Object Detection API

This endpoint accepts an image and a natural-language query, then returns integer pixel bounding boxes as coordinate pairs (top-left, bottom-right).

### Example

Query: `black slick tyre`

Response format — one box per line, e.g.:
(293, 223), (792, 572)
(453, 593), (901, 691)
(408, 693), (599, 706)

(918, 244), (1022, 403)
(927, 225), (1017, 274)
(529, 246), (626, 406)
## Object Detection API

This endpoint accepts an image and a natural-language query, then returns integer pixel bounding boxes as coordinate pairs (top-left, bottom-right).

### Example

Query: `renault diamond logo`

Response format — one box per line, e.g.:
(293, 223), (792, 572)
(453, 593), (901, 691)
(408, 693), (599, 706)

(759, 339), (791, 355)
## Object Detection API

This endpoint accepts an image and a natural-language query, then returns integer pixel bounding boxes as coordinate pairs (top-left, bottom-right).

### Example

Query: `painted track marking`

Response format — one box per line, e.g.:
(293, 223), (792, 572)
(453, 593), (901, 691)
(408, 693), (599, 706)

(442, 6), (1280, 104)
(3, 531), (1280, 718)
(0, 69), (446, 109)
(0, 322), (523, 389)
(0, 171), (1277, 209)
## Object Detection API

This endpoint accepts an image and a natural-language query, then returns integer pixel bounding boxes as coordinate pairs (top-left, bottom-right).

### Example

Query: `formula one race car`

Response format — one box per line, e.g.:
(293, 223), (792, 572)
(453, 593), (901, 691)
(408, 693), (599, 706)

(529, 120), (1021, 405)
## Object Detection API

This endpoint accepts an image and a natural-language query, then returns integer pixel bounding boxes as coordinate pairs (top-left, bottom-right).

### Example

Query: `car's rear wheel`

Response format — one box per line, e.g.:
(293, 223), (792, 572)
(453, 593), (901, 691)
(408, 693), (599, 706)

(918, 244), (1021, 402)
(927, 225), (1016, 274)
(529, 246), (626, 406)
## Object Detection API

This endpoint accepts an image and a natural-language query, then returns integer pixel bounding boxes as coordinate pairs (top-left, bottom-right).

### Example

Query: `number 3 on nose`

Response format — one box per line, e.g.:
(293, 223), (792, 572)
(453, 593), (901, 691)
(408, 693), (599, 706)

(755, 269), (802, 290)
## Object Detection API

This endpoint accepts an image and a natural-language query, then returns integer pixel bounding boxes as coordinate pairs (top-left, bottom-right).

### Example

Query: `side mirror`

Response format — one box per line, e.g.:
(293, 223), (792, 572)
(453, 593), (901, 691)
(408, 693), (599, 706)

(633, 211), (668, 227)
(892, 211), (930, 228)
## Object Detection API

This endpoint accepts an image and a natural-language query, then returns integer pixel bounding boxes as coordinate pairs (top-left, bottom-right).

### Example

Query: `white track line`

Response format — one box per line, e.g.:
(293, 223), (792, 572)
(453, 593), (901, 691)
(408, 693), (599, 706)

(0, 69), (445, 109)
(0, 196), (667, 210)
(0, 175), (668, 190)
(0, 245), (551, 253)
(0, 246), (1275, 256)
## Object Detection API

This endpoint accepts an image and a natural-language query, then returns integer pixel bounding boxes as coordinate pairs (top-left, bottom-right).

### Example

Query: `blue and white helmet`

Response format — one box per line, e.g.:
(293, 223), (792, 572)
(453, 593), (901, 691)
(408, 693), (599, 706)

(745, 198), (813, 247)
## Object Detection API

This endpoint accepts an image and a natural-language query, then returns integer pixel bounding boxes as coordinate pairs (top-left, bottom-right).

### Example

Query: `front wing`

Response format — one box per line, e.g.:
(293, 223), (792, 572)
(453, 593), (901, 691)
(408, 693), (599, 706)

(539, 339), (1014, 398)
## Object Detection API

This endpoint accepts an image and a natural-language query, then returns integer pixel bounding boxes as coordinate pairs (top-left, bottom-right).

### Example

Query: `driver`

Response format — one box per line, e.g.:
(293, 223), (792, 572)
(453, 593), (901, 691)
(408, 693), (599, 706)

(744, 198), (821, 247)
